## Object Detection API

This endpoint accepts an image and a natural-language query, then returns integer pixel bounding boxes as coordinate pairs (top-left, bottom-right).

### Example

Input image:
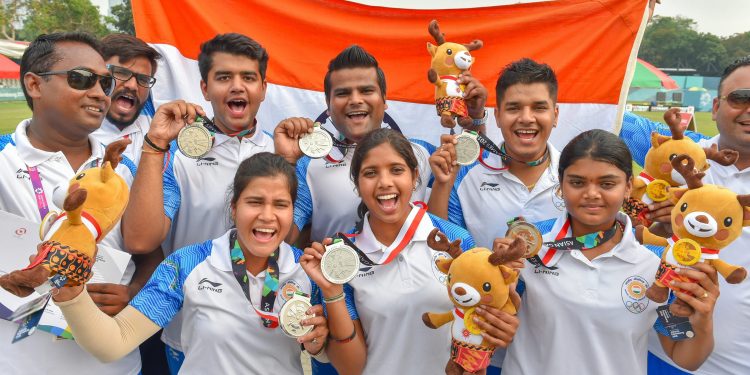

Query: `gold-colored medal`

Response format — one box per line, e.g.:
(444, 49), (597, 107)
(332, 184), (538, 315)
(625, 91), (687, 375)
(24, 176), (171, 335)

(646, 179), (670, 202)
(672, 238), (702, 266)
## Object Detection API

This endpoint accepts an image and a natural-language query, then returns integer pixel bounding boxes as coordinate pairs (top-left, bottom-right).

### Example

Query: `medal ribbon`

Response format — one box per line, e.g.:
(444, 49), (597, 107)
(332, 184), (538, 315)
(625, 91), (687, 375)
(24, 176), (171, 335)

(540, 217), (620, 265)
(229, 230), (280, 328)
(335, 202), (428, 266)
(202, 116), (257, 139)
(638, 171), (655, 182)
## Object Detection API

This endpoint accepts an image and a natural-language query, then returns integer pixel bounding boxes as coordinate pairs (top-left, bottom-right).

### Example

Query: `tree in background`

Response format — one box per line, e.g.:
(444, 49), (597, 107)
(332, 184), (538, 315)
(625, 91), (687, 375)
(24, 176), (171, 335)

(639, 16), (727, 76)
(721, 31), (750, 68)
(108, 0), (133, 35)
(19, 0), (110, 39)
(0, 0), (23, 40)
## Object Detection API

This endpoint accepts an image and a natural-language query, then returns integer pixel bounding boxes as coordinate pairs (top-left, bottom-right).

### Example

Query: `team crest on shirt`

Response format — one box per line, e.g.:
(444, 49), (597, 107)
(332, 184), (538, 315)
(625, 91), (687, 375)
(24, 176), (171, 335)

(621, 275), (649, 314)
(279, 280), (302, 302)
(430, 251), (451, 284)
(551, 183), (565, 211)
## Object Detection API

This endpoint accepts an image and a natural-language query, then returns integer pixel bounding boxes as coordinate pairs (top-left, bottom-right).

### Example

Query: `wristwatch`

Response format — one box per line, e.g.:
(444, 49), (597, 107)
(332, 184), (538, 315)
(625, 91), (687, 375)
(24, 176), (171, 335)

(472, 110), (488, 127)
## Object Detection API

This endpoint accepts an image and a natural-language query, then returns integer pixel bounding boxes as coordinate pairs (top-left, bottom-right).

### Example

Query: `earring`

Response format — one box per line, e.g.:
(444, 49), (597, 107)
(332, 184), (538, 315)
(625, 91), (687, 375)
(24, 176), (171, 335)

(413, 185), (417, 192)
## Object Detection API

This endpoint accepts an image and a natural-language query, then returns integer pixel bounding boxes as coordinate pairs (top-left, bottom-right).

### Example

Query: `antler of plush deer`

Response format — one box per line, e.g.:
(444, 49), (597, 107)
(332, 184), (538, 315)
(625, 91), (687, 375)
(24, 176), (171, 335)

(663, 108), (685, 140)
(428, 20), (445, 45)
(488, 237), (526, 266)
(704, 143), (739, 166)
(737, 194), (750, 207)
(427, 228), (463, 259)
(463, 40), (483, 52)
(671, 154), (704, 189)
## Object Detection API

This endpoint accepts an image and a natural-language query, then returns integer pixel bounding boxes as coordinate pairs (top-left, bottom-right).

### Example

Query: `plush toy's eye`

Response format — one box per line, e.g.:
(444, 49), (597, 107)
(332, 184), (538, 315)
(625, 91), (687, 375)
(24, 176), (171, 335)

(446, 49), (453, 55)
(680, 203), (688, 212)
(482, 282), (491, 292)
(75, 173), (86, 180)
(669, 154), (677, 161)
(724, 217), (733, 227)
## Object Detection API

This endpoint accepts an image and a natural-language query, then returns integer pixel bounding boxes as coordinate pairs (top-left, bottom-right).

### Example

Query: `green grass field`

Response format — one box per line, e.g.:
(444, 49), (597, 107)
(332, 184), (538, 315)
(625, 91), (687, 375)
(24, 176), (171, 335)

(0, 101), (31, 134)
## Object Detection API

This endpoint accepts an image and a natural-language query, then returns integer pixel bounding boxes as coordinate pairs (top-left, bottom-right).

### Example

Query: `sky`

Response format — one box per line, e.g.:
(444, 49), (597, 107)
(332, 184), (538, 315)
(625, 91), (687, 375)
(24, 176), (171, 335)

(654, 0), (749, 37)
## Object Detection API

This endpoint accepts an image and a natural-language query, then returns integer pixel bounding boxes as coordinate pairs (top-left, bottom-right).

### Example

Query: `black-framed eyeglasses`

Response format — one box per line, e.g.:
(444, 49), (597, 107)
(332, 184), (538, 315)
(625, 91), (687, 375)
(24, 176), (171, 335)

(108, 64), (157, 88)
(720, 89), (750, 109)
(37, 68), (115, 96)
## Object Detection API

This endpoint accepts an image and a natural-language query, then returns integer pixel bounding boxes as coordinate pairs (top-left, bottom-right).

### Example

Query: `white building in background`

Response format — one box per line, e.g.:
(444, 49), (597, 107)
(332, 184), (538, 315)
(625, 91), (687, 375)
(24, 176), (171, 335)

(91, 0), (124, 17)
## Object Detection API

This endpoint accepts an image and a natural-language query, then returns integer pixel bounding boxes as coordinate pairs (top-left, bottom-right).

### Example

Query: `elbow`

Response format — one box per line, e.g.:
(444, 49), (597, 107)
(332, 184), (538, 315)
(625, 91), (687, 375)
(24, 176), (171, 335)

(123, 236), (161, 255)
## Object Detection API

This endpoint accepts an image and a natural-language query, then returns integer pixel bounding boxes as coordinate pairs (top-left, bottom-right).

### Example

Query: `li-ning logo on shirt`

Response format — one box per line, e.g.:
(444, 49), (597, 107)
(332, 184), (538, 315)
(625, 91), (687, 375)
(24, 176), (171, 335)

(198, 277), (223, 293)
(196, 156), (219, 167)
(16, 168), (30, 179)
(479, 181), (502, 191)
(357, 266), (374, 278)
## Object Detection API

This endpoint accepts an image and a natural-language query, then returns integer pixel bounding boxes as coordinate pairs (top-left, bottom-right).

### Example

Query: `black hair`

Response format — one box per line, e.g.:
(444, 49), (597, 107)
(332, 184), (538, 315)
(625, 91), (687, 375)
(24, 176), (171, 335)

(323, 45), (386, 104)
(101, 33), (162, 75)
(20, 32), (103, 110)
(718, 55), (750, 95)
(558, 129), (633, 179)
(230, 152), (298, 207)
(495, 57), (558, 105)
(198, 33), (269, 82)
(349, 128), (419, 221)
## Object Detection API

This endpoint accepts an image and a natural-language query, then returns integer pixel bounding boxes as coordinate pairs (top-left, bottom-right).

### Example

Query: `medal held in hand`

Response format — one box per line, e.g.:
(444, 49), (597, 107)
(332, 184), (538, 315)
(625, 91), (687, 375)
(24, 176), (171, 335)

(177, 116), (213, 159)
(505, 217), (543, 258)
(646, 179), (670, 202)
(455, 131), (481, 166)
(279, 293), (315, 338)
(298, 122), (334, 159)
(321, 239), (360, 284)
(672, 238), (702, 266)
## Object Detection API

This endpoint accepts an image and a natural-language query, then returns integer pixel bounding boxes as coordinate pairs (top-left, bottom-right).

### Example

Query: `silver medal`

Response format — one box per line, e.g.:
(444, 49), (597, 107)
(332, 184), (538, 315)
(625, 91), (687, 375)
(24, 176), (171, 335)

(177, 122), (213, 159)
(279, 294), (314, 338)
(299, 125), (334, 159)
(455, 132), (480, 166)
(506, 220), (543, 258)
(321, 242), (360, 284)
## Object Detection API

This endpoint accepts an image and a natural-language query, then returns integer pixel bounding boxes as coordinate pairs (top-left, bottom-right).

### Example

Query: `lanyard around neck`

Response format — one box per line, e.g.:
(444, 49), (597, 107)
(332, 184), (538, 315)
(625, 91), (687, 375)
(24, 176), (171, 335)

(229, 230), (280, 328)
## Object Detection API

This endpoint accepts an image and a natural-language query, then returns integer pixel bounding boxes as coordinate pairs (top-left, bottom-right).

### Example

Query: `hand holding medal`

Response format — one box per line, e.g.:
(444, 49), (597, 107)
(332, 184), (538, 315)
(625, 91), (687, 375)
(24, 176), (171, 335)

(505, 217), (543, 259)
(146, 100), (206, 153)
(273, 117), (322, 163)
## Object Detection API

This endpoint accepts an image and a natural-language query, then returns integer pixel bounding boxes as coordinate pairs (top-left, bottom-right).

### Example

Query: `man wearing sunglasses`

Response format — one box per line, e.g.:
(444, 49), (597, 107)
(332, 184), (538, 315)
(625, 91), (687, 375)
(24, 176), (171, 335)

(0, 32), (141, 375)
(92, 34), (162, 166)
(621, 57), (750, 375)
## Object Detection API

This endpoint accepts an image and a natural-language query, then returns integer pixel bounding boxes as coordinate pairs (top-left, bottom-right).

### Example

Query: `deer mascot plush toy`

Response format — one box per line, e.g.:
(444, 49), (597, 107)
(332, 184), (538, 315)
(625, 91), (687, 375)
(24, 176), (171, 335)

(0, 139), (131, 297)
(625, 108), (737, 226)
(427, 20), (483, 128)
(636, 154), (750, 303)
(422, 229), (524, 374)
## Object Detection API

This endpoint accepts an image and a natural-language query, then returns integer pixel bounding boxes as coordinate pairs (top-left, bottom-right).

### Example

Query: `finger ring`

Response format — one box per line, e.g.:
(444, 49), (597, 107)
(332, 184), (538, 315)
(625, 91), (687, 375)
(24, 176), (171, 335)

(702, 292), (709, 299)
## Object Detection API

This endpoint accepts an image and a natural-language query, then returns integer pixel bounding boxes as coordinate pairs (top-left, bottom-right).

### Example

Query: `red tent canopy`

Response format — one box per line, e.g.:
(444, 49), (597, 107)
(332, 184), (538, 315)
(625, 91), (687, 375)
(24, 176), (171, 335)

(0, 54), (19, 79)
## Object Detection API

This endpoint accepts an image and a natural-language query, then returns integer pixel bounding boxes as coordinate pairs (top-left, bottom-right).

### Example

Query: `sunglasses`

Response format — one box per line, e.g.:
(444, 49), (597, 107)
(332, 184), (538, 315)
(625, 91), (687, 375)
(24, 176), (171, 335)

(108, 64), (157, 88)
(720, 89), (750, 109)
(37, 68), (115, 96)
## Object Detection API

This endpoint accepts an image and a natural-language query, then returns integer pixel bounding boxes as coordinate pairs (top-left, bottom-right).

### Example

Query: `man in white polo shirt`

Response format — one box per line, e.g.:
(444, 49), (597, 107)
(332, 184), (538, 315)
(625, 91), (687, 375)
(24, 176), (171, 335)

(0, 32), (140, 375)
(121, 33), (275, 373)
(622, 56), (750, 375)
(274, 45), (489, 245)
(92, 34), (162, 166)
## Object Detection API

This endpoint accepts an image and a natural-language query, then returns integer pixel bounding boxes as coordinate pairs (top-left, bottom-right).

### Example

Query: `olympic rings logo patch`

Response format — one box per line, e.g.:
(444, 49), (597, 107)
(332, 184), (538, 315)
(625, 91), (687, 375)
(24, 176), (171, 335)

(621, 275), (650, 314)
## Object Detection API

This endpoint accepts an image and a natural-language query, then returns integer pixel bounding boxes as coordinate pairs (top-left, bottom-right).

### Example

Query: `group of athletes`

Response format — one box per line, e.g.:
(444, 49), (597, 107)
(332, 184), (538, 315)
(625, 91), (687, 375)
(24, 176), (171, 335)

(1, 27), (750, 375)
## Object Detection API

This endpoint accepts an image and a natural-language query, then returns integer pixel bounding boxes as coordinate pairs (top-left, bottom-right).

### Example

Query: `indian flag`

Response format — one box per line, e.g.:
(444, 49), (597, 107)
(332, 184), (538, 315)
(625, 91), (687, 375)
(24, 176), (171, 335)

(132, 0), (649, 147)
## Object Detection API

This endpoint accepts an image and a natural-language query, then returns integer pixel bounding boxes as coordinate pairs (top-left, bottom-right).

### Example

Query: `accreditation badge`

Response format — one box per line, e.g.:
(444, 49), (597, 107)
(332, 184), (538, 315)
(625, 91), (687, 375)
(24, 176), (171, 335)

(646, 179), (670, 202)
(177, 120), (213, 159)
(455, 131), (481, 166)
(279, 293), (314, 338)
(298, 123), (334, 159)
(321, 241), (360, 284)
(505, 219), (543, 258)
(672, 238), (702, 266)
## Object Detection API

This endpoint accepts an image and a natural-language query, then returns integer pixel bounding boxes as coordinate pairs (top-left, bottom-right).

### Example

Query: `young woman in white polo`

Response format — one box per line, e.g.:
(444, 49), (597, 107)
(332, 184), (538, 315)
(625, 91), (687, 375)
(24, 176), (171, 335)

(51, 153), (357, 374)
(300, 129), (520, 375)
(502, 130), (718, 375)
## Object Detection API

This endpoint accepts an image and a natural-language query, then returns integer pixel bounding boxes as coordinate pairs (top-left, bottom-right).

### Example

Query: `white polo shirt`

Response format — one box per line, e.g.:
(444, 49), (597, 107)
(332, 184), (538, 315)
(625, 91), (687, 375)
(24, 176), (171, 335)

(647, 135), (750, 375)
(337, 210), (474, 374)
(294, 123), (435, 242)
(131, 230), (313, 374)
(0, 120), (140, 375)
(91, 113), (151, 166)
(448, 145), (565, 249)
(160, 127), (274, 349)
(503, 212), (664, 375)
